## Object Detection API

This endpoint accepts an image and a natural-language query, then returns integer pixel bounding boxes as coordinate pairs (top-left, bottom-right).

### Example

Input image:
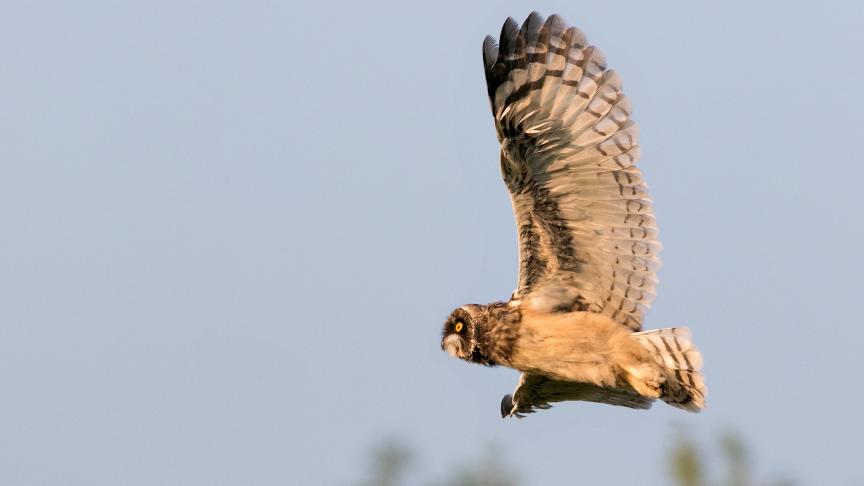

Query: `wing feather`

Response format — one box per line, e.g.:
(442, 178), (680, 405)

(484, 12), (660, 330)
(502, 373), (653, 417)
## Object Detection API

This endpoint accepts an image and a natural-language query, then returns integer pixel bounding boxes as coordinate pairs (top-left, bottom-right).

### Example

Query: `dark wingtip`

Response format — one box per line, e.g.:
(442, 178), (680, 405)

(525, 11), (544, 23)
(500, 394), (515, 418)
(499, 17), (519, 56)
(520, 11), (546, 44)
(546, 13), (566, 25)
(503, 16), (518, 30)
(545, 14), (567, 39)
(482, 35), (498, 70)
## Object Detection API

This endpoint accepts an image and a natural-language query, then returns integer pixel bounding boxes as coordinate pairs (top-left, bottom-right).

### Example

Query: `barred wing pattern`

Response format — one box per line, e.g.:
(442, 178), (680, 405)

(484, 13), (660, 330)
(502, 373), (653, 418)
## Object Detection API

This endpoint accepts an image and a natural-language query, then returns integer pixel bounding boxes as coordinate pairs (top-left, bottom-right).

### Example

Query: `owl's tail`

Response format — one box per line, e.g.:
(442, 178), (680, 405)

(633, 328), (707, 412)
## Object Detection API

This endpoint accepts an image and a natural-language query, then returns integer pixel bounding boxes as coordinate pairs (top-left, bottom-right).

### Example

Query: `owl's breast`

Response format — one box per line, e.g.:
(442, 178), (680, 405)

(509, 311), (633, 387)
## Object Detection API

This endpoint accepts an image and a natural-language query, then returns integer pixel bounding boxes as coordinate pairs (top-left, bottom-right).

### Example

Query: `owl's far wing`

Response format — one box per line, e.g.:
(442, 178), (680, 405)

(483, 13), (660, 330)
(501, 373), (653, 418)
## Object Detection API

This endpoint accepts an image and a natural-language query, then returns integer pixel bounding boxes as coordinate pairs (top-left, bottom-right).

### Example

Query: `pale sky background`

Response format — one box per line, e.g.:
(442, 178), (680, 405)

(2, 1), (864, 485)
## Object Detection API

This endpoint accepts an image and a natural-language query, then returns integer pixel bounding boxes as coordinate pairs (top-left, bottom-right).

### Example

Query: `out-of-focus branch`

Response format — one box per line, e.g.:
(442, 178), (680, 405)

(361, 439), (413, 486)
(719, 431), (750, 486)
(669, 432), (704, 486)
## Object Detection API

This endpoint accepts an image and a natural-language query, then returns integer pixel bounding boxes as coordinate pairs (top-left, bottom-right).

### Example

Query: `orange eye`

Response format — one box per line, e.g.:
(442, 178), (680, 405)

(454, 322), (464, 333)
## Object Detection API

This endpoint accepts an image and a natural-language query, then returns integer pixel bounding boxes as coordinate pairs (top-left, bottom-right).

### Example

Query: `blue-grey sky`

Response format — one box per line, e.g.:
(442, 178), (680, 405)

(2, 1), (863, 485)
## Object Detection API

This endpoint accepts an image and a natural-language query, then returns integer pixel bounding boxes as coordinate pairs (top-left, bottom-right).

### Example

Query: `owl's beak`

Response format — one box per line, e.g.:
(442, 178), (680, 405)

(441, 334), (462, 358)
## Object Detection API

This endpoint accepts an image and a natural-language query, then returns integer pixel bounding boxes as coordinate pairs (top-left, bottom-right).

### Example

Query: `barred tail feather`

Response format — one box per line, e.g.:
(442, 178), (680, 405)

(634, 328), (707, 412)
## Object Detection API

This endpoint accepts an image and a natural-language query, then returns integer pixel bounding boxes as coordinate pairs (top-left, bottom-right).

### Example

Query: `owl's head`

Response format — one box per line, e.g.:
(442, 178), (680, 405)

(441, 304), (490, 364)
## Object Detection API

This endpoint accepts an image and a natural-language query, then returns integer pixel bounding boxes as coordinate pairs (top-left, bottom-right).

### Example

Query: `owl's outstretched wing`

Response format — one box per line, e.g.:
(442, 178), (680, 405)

(501, 373), (653, 418)
(483, 13), (660, 330)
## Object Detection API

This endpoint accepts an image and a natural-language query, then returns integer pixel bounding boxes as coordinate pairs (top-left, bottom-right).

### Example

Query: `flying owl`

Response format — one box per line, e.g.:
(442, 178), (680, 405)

(441, 12), (706, 418)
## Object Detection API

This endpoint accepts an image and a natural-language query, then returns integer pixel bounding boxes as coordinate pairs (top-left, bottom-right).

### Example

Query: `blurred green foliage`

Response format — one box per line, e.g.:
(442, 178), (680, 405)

(358, 440), (518, 486)
(669, 432), (704, 486)
(360, 439), (414, 486)
(669, 430), (795, 486)
(359, 429), (794, 486)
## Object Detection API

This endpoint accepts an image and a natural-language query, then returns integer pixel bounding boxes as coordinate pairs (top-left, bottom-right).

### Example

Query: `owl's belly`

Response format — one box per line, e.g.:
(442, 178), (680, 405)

(508, 311), (646, 388)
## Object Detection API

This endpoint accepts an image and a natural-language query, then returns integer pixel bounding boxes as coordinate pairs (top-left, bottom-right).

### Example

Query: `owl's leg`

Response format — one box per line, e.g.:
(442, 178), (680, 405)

(622, 363), (666, 398)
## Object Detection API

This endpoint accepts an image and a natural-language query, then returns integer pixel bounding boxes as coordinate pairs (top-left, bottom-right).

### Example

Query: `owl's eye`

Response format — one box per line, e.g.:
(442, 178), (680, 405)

(454, 321), (464, 333)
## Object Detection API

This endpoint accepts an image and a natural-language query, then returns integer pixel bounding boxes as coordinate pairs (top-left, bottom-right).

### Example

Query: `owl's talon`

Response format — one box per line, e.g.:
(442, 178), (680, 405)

(500, 394), (516, 418)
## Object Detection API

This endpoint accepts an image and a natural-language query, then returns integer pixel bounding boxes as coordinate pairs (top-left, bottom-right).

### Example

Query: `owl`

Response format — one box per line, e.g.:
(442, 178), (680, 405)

(441, 12), (706, 418)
